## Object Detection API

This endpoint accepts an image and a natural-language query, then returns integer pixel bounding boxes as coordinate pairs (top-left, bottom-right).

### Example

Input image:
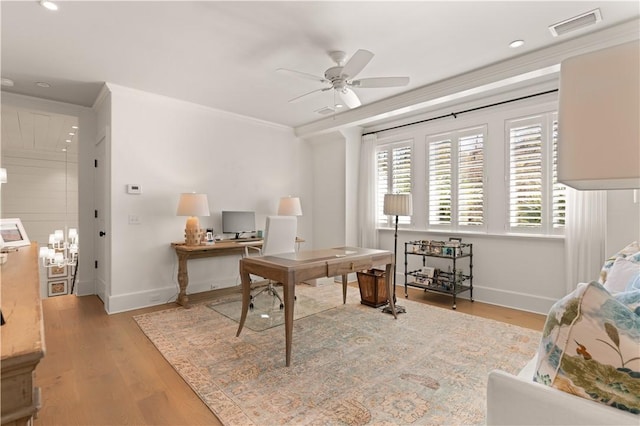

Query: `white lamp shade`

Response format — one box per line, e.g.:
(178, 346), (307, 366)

(39, 247), (49, 258)
(176, 193), (210, 217)
(558, 40), (640, 189)
(383, 193), (413, 216)
(278, 196), (303, 216)
(68, 228), (78, 239)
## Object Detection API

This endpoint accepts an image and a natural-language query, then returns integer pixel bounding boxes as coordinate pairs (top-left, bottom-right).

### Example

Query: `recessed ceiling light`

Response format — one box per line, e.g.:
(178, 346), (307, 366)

(1, 78), (14, 87)
(40, 1), (58, 11)
(62, 148), (67, 152)
(35, 82), (51, 88)
(65, 139), (71, 143)
(335, 104), (344, 108)
(68, 132), (75, 136)
(509, 40), (525, 48)
(71, 125), (78, 129)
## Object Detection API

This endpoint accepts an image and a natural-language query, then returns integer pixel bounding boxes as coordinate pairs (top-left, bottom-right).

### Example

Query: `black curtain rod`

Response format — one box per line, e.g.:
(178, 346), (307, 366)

(362, 88), (559, 136)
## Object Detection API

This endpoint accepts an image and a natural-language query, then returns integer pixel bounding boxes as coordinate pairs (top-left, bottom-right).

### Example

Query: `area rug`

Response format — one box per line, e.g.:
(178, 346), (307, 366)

(134, 284), (541, 425)
(208, 291), (337, 331)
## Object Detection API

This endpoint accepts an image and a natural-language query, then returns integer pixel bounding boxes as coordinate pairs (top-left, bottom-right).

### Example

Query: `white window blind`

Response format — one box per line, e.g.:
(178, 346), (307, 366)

(509, 122), (543, 228)
(376, 142), (412, 226)
(376, 150), (389, 225)
(427, 126), (485, 230)
(428, 139), (452, 225)
(507, 113), (565, 234)
(551, 119), (566, 228)
(458, 133), (484, 227)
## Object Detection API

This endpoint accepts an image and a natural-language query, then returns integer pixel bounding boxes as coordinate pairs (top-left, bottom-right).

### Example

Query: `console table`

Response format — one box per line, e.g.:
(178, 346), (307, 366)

(1, 243), (45, 426)
(171, 239), (263, 307)
(235, 246), (396, 367)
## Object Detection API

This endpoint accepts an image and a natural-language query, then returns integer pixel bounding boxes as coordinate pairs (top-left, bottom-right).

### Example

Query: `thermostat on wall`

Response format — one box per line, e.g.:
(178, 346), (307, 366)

(127, 184), (142, 194)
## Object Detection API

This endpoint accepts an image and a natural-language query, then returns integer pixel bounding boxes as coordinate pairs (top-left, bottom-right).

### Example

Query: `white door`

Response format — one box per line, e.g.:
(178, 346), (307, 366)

(94, 129), (109, 305)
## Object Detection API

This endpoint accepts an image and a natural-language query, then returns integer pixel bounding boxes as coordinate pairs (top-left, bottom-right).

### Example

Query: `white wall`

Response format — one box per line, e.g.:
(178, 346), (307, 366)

(606, 190), (640, 255)
(343, 127), (362, 247)
(309, 132), (347, 249)
(104, 84), (312, 313)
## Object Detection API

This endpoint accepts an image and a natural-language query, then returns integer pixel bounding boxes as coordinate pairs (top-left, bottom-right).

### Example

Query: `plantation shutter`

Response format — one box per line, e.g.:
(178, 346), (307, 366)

(376, 150), (389, 225)
(509, 121), (543, 229)
(428, 139), (452, 226)
(551, 118), (566, 229)
(376, 142), (412, 226)
(458, 132), (484, 227)
(392, 145), (412, 225)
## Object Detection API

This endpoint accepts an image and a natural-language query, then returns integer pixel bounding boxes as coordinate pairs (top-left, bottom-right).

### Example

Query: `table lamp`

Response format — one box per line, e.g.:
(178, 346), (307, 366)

(277, 196), (303, 216)
(382, 193), (412, 315)
(176, 193), (210, 246)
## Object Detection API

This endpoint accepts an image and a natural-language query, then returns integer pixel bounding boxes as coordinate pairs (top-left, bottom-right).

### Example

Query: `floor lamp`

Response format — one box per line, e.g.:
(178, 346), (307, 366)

(382, 193), (412, 315)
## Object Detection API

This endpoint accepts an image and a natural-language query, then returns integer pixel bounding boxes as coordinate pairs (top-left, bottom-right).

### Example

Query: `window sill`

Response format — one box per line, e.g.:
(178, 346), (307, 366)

(377, 227), (564, 242)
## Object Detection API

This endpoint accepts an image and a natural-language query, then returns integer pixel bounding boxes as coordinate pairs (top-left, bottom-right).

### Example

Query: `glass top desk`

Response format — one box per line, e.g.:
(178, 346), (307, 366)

(236, 246), (396, 367)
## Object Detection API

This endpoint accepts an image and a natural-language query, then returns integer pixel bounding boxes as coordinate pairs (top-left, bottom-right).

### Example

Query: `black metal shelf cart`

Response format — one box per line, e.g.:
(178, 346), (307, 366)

(404, 239), (473, 309)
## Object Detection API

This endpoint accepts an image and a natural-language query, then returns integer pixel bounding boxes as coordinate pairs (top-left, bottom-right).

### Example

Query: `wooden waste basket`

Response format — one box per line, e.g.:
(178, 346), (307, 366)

(356, 269), (389, 308)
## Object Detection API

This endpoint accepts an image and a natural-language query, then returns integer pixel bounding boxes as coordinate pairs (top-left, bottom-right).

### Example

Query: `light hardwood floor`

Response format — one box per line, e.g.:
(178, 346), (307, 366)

(35, 284), (545, 426)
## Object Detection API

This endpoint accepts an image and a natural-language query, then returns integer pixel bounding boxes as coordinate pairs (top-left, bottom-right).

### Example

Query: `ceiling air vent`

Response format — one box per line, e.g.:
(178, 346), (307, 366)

(549, 9), (602, 37)
(315, 106), (335, 115)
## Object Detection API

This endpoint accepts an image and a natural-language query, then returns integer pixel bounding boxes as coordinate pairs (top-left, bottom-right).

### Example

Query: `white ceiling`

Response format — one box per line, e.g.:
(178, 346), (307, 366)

(1, 1), (639, 134)
(1, 106), (79, 155)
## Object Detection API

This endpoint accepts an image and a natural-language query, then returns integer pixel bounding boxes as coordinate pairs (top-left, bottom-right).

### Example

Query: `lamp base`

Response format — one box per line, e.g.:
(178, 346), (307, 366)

(184, 228), (204, 246)
(382, 303), (406, 315)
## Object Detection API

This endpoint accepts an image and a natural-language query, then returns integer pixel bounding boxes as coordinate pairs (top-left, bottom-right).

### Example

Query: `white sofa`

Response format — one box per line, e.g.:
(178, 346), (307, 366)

(487, 356), (639, 425)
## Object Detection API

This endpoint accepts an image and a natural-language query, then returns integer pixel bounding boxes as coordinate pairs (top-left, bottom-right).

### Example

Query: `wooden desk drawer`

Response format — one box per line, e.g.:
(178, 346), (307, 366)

(326, 257), (373, 276)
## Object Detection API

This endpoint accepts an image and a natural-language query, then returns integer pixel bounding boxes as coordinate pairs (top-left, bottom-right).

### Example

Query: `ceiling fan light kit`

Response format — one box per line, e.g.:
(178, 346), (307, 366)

(280, 49), (409, 112)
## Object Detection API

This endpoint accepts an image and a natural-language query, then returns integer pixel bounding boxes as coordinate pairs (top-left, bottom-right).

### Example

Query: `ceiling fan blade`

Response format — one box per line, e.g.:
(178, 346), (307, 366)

(340, 49), (374, 79)
(351, 76), (410, 88)
(338, 88), (361, 109)
(288, 87), (330, 103)
(277, 68), (328, 83)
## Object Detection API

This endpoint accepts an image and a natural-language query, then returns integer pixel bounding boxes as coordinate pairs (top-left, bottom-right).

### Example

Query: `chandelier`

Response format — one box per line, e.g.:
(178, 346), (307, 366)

(39, 228), (79, 268)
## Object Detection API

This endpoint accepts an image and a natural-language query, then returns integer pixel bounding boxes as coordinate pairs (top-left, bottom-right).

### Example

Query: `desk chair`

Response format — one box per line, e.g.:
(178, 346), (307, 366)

(245, 215), (297, 310)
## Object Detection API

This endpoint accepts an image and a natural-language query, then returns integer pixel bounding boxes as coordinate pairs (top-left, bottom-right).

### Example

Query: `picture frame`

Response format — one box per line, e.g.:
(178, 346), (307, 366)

(0, 218), (30, 248)
(47, 263), (67, 279)
(48, 279), (68, 297)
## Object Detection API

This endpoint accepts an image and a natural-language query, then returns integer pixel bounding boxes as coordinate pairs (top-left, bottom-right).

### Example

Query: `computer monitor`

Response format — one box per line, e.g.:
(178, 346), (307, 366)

(221, 211), (256, 239)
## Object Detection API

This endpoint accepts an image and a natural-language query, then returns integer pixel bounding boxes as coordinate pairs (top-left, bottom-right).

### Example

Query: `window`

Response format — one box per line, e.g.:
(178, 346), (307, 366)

(376, 141), (412, 226)
(427, 126), (485, 231)
(507, 113), (565, 234)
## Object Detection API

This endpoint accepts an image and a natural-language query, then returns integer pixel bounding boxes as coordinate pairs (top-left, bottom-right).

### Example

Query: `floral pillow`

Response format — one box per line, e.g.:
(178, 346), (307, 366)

(604, 256), (640, 294)
(534, 281), (640, 415)
(599, 241), (639, 285)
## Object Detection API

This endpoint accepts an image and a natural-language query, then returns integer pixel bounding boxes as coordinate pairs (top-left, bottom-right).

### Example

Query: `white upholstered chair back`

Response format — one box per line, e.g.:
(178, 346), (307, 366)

(261, 216), (297, 256)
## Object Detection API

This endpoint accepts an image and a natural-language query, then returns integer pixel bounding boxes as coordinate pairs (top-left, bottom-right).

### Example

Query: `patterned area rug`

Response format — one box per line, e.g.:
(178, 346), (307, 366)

(134, 284), (541, 425)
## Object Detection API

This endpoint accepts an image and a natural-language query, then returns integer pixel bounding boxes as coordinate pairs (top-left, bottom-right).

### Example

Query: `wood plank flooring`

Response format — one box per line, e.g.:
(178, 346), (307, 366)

(34, 284), (545, 426)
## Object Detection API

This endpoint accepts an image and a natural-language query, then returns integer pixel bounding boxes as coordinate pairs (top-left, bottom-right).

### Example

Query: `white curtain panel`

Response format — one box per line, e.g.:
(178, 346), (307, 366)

(358, 133), (378, 249)
(564, 187), (607, 294)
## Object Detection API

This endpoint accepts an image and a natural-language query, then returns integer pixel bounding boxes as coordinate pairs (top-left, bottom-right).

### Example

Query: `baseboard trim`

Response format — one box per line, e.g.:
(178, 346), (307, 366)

(106, 277), (239, 314)
(471, 285), (557, 315)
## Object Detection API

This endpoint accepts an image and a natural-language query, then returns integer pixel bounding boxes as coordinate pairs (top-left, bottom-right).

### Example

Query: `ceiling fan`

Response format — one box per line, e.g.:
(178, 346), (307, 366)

(278, 49), (410, 109)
